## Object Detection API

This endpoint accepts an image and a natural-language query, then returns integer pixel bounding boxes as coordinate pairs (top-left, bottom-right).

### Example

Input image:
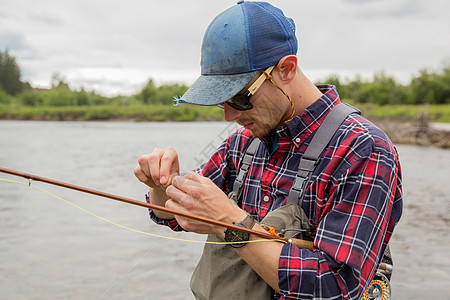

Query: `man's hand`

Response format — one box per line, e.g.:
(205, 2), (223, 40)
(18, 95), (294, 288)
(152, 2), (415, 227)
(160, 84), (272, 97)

(134, 147), (180, 189)
(165, 172), (248, 234)
(134, 147), (180, 219)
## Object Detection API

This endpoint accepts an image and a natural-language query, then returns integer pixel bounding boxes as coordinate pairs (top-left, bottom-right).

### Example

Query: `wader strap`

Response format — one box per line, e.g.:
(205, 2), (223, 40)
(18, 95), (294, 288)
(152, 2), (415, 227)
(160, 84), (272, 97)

(286, 103), (360, 206)
(232, 138), (260, 201)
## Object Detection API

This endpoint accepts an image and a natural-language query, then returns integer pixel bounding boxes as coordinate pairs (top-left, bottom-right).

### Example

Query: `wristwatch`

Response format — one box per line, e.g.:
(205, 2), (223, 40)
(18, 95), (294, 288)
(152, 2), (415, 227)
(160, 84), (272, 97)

(224, 214), (256, 248)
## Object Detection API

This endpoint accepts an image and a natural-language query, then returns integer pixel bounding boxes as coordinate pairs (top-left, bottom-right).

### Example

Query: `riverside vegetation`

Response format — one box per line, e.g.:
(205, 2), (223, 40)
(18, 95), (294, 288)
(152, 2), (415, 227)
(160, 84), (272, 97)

(1, 50), (449, 147)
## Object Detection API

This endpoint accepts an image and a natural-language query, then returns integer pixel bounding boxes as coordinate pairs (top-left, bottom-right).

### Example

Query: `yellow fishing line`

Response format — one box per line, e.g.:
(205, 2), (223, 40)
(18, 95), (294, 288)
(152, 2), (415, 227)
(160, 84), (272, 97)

(0, 177), (284, 245)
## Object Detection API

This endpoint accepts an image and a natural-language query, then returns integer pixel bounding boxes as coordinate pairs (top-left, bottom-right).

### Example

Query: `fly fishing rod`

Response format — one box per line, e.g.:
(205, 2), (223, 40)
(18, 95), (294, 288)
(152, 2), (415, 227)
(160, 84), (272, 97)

(0, 167), (393, 271)
(0, 167), (313, 249)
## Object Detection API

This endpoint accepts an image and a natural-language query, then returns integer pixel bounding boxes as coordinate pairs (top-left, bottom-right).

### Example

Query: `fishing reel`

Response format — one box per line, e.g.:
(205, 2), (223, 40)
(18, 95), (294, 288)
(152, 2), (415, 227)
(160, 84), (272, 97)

(362, 272), (391, 300)
(362, 245), (393, 300)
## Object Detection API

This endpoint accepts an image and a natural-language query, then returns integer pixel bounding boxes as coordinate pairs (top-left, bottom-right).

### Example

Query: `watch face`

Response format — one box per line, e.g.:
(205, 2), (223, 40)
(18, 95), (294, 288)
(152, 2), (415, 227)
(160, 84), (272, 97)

(224, 229), (249, 248)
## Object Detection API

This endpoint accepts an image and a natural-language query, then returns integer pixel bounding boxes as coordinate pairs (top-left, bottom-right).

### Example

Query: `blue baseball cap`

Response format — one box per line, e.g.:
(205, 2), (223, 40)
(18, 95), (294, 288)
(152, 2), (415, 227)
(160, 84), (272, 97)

(176, 1), (297, 106)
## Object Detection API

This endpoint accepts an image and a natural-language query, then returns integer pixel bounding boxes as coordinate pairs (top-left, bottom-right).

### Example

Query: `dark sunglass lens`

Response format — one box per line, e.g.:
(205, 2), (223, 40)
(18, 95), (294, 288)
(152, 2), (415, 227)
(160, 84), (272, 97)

(225, 101), (244, 110)
(231, 95), (252, 110)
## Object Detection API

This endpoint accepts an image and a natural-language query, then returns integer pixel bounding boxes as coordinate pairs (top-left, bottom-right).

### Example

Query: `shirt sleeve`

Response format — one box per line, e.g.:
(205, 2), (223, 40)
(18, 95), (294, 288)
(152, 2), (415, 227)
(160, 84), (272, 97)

(278, 141), (402, 299)
(146, 193), (184, 231)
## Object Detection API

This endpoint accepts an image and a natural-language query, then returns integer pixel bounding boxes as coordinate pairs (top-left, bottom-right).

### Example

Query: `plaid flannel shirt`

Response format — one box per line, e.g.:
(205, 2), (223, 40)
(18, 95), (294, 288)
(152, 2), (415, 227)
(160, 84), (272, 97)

(149, 85), (403, 300)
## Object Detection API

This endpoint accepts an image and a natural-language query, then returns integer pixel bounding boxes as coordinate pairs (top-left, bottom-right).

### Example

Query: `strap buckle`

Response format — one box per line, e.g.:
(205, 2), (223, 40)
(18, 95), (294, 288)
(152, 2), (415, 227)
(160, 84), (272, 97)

(235, 162), (250, 183)
(291, 175), (308, 195)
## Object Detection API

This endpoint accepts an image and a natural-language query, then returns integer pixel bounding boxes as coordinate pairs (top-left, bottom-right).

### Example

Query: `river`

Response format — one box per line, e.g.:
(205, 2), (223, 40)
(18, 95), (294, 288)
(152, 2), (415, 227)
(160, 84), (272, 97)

(0, 121), (449, 299)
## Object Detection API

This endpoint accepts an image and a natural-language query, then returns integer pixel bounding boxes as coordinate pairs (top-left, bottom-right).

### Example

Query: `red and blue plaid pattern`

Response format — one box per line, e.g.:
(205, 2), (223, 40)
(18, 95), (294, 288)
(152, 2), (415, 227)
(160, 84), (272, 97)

(150, 85), (403, 300)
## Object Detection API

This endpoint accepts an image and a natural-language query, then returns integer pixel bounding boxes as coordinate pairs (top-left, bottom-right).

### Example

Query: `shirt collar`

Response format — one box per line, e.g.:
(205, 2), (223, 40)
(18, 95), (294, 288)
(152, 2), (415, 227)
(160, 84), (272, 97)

(265, 85), (341, 148)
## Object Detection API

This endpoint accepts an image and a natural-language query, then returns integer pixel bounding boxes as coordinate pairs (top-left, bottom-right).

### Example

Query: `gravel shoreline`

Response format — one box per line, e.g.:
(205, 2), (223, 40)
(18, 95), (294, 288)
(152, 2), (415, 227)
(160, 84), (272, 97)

(375, 120), (450, 149)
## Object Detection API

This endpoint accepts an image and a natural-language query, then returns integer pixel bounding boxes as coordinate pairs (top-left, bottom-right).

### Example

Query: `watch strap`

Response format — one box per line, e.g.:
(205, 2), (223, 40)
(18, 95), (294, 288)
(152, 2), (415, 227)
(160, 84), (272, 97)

(236, 214), (255, 229)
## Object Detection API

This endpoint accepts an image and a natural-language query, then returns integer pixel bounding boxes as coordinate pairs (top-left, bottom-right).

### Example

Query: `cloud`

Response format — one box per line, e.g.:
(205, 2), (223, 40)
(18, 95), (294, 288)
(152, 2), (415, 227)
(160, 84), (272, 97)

(1, 0), (449, 95)
(28, 11), (63, 26)
(343, 0), (383, 4)
(341, 0), (423, 19)
(0, 33), (28, 51)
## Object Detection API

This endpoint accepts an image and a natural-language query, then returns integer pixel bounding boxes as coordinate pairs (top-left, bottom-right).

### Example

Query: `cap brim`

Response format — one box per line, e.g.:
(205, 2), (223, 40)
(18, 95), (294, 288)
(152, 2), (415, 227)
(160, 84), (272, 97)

(178, 71), (258, 106)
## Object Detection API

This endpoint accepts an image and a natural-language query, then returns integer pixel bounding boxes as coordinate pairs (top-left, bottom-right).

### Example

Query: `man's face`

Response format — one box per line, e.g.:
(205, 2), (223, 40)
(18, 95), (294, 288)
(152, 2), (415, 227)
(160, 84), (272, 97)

(223, 74), (291, 139)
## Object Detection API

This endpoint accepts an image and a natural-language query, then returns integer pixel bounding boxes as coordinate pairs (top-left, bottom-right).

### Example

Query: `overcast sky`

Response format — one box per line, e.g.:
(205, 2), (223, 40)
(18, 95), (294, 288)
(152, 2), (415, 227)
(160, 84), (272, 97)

(1, 0), (449, 96)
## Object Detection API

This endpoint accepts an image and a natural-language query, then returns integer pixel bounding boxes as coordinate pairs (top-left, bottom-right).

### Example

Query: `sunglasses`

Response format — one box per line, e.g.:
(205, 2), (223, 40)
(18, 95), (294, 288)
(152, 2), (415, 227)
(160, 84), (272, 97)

(218, 65), (275, 111)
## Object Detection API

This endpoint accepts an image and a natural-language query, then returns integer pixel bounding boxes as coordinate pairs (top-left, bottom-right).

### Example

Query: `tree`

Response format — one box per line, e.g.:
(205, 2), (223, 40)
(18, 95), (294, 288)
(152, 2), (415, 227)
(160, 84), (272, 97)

(138, 79), (158, 104)
(0, 50), (24, 95)
(50, 73), (70, 89)
(409, 64), (450, 104)
(361, 72), (408, 105)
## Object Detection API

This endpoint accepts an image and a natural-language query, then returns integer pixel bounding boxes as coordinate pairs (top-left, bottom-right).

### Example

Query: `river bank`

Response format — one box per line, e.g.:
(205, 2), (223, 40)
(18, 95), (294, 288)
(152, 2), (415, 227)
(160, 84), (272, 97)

(375, 120), (450, 149)
(1, 104), (449, 148)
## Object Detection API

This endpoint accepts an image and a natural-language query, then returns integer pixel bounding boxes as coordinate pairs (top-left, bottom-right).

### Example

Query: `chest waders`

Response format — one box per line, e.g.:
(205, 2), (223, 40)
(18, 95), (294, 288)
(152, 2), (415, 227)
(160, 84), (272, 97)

(190, 103), (392, 299)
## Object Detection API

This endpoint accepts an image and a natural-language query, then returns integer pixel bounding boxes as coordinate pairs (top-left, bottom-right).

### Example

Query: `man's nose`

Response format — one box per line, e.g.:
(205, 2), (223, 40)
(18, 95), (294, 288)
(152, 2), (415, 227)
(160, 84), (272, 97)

(223, 104), (243, 122)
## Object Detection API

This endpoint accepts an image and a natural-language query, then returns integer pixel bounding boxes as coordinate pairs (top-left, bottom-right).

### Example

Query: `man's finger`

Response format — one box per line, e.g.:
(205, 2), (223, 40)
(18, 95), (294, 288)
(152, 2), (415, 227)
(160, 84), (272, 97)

(147, 148), (165, 186)
(137, 154), (151, 177)
(160, 147), (178, 185)
(172, 175), (203, 198)
(183, 171), (208, 184)
(134, 163), (149, 183)
(166, 186), (195, 209)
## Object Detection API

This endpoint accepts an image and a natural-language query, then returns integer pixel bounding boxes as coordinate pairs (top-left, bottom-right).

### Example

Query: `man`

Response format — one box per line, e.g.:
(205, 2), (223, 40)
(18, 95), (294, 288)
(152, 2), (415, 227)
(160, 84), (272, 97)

(134, 1), (402, 299)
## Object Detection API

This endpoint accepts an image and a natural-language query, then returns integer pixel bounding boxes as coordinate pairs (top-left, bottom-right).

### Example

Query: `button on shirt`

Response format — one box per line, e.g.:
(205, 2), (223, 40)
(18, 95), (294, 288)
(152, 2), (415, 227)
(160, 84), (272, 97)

(149, 85), (403, 300)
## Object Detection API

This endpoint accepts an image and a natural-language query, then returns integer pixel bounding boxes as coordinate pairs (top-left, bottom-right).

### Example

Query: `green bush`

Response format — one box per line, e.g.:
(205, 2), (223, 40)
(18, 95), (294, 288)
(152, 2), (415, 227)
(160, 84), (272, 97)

(0, 88), (13, 105)
(18, 90), (44, 106)
(41, 86), (77, 106)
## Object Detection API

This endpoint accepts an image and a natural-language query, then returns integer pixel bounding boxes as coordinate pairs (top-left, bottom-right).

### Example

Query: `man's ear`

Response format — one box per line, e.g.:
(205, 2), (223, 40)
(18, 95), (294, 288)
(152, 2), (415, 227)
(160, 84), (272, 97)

(276, 55), (298, 83)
